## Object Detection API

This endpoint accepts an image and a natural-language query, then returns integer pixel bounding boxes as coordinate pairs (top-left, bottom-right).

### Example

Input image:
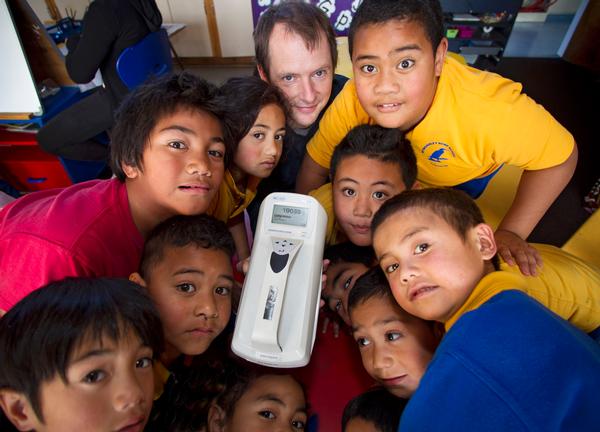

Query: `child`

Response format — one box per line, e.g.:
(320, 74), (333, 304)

(297, 0), (578, 276)
(210, 76), (287, 260)
(129, 214), (235, 431)
(0, 277), (163, 432)
(342, 387), (408, 432)
(310, 124), (416, 246)
(370, 188), (600, 430)
(322, 241), (376, 326)
(130, 214), (235, 368)
(0, 73), (228, 312)
(207, 364), (307, 432)
(348, 267), (442, 398)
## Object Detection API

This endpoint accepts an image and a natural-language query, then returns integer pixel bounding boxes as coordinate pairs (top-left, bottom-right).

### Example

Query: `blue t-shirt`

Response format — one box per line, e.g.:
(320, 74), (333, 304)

(399, 291), (600, 431)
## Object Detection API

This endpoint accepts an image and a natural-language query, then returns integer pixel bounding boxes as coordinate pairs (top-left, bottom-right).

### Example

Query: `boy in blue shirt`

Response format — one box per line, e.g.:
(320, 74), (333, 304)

(370, 189), (600, 430)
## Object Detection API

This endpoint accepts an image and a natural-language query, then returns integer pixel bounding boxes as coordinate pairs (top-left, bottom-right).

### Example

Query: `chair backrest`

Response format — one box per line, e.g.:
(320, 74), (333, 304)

(116, 28), (173, 90)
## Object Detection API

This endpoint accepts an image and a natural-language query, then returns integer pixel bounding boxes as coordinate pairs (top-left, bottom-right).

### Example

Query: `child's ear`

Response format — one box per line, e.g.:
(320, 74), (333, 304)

(0, 390), (41, 431)
(473, 223), (497, 260)
(121, 163), (140, 180)
(129, 272), (147, 287)
(410, 180), (422, 190)
(207, 403), (227, 432)
(434, 38), (448, 77)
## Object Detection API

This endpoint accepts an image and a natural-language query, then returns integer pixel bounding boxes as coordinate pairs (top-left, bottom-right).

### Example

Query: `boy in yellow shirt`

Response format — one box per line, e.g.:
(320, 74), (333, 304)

(310, 124), (417, 247)
(296, 0), (577, 277)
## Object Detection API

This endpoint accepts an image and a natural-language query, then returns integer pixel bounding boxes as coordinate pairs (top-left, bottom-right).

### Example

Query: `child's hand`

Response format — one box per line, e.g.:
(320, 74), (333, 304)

(495, 229), (543, 276)
(236, 257), (250, 275)
(321, 315), (340, 338)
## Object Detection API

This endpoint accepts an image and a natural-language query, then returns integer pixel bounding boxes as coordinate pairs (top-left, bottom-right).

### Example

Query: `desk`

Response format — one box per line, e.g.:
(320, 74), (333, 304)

(0, 129), (71, 191)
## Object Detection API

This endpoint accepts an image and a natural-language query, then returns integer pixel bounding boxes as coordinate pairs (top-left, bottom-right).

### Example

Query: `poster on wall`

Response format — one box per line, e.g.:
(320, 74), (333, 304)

(251, 0), (363, 35)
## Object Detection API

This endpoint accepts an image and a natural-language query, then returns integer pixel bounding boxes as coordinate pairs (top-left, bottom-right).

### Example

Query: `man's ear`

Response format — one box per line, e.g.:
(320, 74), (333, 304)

(129, 272), (147, 287)
(473, 223), (497, 260)
(434, 38), (448, 77)
(257, 64), (269, 82)
(121, 163), (140, 180)
(0, 390), (41, 431)
(207, 403), (227, 432)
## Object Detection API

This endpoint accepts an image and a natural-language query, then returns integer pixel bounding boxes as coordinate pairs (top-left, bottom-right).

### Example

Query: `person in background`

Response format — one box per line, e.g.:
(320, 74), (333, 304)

(246, 0), (349, 231)
(37, 0), (162, 162)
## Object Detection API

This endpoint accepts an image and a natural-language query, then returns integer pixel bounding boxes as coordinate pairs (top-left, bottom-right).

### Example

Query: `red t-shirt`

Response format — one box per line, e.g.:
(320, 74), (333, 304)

(0, 179), (143, 311)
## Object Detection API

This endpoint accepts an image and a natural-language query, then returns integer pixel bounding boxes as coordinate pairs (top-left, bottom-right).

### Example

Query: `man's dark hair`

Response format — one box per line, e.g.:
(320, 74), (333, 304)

(349, 0), (444, 59)
(324, 241), (376, 268)
(0, 278), (163, 422)
(348, 266), (396, 314)
(139, 214), (235, 280)
(330, 125), (417, 189)
(110, 72), (230, 180)
(372, 188), (500, 269)
(254, 0), (337, 79)
(342, 387), (408, 432)
(220, 76), (289, 154)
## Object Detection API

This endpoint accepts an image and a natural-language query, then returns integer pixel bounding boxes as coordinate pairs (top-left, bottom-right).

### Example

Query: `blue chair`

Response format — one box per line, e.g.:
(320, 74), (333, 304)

(116, 28), (173, 90)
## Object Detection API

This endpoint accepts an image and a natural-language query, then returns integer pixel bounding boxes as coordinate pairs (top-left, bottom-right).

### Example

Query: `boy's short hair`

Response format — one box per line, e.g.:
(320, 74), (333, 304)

(324, 241), (376, 267)
(330, 125), (417, 189)
(139, 214), (235, 280)
(348, 266), (398, 314)
(0, 278), (163, 421)
(372, 188), (500, 269)
(349, 0), (444, 59)
(220, 76), (289, 153)
(342, 387), (407, 432)
(111, 72), (229, 181)
(254, 0), (337, 79)
(213, 361), (305, 421)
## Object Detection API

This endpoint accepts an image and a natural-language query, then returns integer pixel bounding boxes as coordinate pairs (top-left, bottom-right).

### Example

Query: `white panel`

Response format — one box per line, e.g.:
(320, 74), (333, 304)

(166, 0), (211, 57)
(0, 0), (42, 114)
(214, 0), (254, 57)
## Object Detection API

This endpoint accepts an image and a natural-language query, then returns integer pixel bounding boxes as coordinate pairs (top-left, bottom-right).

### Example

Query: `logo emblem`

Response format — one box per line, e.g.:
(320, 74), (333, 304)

(421, 142), (455, 167)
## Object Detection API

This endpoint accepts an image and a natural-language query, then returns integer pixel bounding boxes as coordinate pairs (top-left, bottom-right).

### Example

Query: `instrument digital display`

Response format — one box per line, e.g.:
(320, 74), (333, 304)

(271, 205), (308, 227)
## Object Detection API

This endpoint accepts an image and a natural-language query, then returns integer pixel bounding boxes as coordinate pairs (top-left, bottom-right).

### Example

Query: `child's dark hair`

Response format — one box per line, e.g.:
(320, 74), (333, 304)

(372, 188), (500, 269)
(254, 0), (338, 79)
(330, 125), (417, 189)
(220, 76), (289, 154)
(349, 0), (444, 59)
(0, 278), (163, 422)
(324, 242), (376, 268)
(110, 72), (229, 181)
(212, 362), (306, 424)
(139, 214), (235, 280)
(342, 387), (407, 432)
(348, 266), (397, 315)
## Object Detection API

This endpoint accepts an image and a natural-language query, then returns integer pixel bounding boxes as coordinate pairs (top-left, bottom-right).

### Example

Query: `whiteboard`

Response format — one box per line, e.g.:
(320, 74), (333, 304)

(0, 0), (42, 115)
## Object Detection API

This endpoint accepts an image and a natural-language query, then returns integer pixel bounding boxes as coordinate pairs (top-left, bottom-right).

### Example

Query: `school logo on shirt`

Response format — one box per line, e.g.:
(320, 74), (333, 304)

(421, 142), (455, 167)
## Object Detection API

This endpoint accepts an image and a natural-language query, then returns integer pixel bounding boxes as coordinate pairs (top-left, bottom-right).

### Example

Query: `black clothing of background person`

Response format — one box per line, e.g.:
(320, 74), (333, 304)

(37, 0), (162, 161)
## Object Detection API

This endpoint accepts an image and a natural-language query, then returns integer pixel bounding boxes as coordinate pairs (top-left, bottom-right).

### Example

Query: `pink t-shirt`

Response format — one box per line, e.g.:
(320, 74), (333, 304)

(0, 179), (143, 311)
